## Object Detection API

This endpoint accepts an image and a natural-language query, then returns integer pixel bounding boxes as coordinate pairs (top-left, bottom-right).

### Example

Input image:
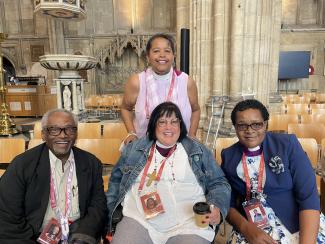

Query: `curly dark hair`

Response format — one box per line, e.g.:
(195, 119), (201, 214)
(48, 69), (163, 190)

(145, 33), (176, 55)
(147, 102), (187, 141)
(231, 99), (269, 125)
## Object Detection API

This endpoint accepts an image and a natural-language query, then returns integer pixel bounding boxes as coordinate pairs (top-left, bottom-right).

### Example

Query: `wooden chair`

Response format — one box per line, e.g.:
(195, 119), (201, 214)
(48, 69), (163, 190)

(113, 94), (124, 116)
(77, 122), (102, 139)
(292, 96), (309, 104)
(102, 122), (128, 141)
(268, 114), (299, 133)
(85, 95), (101, 115)
(310, 104), (325, 110)
(0, 138), (26, 163)
(288, 123), (325, 144)
(33, 121), (42, 139)
(75, 138), (121, 165)
(311, 108), (325, 115)
(85, 95), (100, 109)
(28, 139), (44, 149)
(280, 104), (287, 114)
(316, 93), (325, 103)
(298, 138), (321, 193)
(0, 169), (5, 177)
(301, 114), (325, 124)
(215, 137), (238, 165)
(302, 92), (316, 103)
(98, 95), (115, 116)
(103, 175), (109, 192)
(285, 104), (310, 115)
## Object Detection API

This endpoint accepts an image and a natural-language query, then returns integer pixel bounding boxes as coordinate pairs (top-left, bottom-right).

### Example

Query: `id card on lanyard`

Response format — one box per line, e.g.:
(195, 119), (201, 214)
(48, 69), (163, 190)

(241, 153), (269, 228)
(138, 143), (176, 219)
(49, 161), (74, 242)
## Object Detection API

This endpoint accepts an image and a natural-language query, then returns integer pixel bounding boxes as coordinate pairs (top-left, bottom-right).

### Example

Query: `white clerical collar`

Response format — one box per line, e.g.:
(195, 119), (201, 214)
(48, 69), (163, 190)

(152, 67), (173, 81)
(247, 145), (260, 151)
(156, 140), (176, 149)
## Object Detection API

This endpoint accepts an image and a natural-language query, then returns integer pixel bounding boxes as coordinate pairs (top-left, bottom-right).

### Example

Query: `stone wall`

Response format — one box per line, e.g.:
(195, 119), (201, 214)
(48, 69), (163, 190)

(0, 0), (176, 94)
(280, 0), (325, 93)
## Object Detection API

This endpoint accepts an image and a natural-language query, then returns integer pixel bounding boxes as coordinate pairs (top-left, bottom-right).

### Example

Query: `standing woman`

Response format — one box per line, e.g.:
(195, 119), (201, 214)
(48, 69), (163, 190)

(121, 33), (200, 144)
(221, 99), (325, 244)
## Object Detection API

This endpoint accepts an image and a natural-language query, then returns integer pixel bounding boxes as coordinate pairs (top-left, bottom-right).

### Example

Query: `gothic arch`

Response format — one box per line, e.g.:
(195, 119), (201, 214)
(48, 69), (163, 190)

(95, 35), (150, 69)
(2, 48), (18, 72)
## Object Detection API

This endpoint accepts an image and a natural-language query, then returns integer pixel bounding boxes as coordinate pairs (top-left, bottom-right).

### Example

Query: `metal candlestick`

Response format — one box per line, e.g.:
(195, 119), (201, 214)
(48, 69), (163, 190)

(0, 33), (18, 136)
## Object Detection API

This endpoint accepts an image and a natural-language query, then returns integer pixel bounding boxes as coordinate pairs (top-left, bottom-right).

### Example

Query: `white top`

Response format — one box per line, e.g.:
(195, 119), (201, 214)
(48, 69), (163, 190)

(122, 143), (215, 244)
(41, 150), (80, 230)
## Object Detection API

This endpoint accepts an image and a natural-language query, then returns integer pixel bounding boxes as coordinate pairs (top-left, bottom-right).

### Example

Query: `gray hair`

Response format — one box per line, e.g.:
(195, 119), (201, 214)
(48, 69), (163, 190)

(41, 108), (78, 129)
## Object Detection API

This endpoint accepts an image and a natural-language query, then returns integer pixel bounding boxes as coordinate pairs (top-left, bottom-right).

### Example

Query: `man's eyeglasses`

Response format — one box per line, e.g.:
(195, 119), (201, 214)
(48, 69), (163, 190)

(46, 126), (77, 136)
(157, 119), (180, 128)
(235, 122), (265, 131)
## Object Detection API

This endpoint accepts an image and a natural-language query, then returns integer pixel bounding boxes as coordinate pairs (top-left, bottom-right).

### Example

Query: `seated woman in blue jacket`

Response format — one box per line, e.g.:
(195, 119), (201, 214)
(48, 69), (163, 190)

(106, 102), (231, 244)
(221, 99), (325, 244)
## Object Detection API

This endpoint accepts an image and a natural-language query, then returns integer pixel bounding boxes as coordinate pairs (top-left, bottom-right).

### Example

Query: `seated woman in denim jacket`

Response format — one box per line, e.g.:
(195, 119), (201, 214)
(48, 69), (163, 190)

(106, 102), (231, 244)
(221, 99), (325, 244)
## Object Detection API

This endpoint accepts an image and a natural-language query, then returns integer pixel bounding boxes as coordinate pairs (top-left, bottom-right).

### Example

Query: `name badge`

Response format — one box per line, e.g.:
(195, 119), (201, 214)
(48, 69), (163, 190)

(140, 191), (165, 219)
(37, 218), (61, 244)
(242, 198), (269, 229)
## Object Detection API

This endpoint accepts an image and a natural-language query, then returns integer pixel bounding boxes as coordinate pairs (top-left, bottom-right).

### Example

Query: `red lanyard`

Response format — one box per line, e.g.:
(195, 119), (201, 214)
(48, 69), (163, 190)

(145, 69), (176, 118)
(138, 143), (177, 192)
(242, 152), (265, 200)
(49, 161), (74, 219)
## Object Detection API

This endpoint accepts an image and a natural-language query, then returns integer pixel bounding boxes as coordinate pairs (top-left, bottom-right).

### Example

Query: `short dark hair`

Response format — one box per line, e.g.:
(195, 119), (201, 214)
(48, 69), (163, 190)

(231, 99), (269, 125)
(146, 33), (176, 55)
(147, 102), (187, 141)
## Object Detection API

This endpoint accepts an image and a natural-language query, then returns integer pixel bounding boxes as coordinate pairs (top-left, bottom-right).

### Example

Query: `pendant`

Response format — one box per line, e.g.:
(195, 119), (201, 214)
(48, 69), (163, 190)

(146, 170), (157, 187)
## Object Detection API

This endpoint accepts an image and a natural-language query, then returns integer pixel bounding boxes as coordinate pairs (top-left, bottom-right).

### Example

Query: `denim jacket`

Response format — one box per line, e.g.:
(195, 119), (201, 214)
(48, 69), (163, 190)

(106, 136), (231, 232)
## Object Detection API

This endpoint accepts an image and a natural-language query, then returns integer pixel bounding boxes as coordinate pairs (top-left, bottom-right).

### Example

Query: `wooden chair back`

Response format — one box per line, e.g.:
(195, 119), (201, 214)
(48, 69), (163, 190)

(288, 123), (325, 144)
(28, 139), (44, 149)
(215, 137), (238, 165)
(268, 114), (299, 132)
(298, 138), (321, 192)
(285, 104), (309, 115)
(77, 122), (102, 139)
(103, 175), (109, 192)
(310, 104), (325, 110)
(311, 108), (325, 115)
(102, 122), (128, 141)
(75, 138), (121, 165)
(0, 138), (26, 163)
(301, 114), (325, 124)
(316, 93), (325, 103)
(33, 121), (42, 139)
(85, 95), (100, 109)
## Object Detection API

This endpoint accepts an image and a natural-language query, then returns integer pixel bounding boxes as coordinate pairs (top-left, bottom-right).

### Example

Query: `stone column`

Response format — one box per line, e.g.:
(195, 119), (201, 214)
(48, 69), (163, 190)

(211, 0), (231, 96)
(56, 79), (62, 108)
(176, 0), (190, 68)
(268, 0), (283, 114)
(207, 0), (282, 141)
(189, 0), (213, 122)
(47, 18), (65, 54)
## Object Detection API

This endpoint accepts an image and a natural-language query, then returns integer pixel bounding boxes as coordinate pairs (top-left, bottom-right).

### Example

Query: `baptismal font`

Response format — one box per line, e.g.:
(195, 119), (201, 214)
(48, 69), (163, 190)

(35, 0), (97, 115)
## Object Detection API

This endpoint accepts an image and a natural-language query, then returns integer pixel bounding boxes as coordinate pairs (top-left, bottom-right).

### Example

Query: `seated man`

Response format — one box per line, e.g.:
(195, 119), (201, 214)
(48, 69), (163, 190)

(0, 109), (107, 243)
